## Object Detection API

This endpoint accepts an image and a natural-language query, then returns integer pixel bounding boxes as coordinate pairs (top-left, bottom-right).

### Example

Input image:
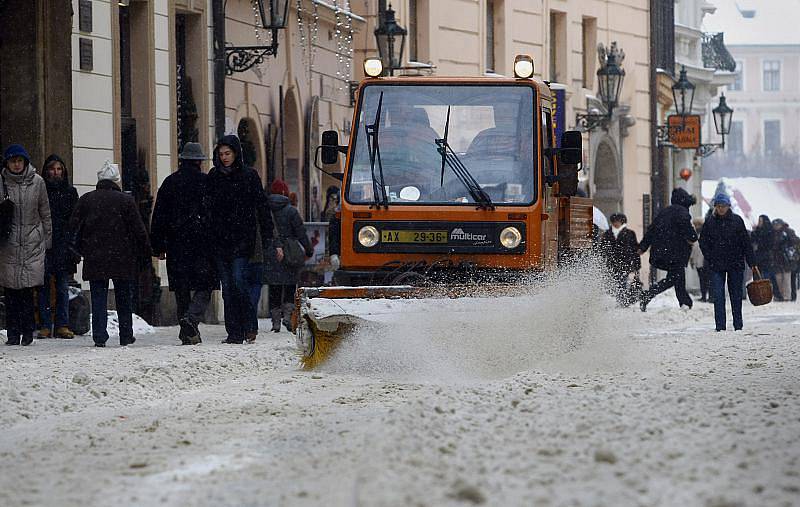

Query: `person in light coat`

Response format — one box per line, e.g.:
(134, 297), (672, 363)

(0, 144), (52, 345)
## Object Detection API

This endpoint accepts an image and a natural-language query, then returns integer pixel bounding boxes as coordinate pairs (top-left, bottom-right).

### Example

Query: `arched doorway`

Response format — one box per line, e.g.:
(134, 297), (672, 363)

(282, 89), (304, 215)
(237, 118), (261, 177)
(593, 140), (622, 217)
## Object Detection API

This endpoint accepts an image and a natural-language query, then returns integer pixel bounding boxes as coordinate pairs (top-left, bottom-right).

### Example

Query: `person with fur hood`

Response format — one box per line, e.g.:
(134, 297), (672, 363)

(0, 144), (52, 346)
(37, 154), (79, 339)
(599, 213), (641, 306)
(638, 188), (698, 311)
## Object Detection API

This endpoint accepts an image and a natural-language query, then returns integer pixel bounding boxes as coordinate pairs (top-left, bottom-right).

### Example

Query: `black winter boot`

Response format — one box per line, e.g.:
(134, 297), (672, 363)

(281, 303), (294, 332)
(21, 333), (34, 346)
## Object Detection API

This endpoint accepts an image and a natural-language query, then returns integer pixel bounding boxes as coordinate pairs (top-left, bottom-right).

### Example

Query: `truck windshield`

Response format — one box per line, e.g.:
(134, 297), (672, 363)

(346, 84), (536, 206)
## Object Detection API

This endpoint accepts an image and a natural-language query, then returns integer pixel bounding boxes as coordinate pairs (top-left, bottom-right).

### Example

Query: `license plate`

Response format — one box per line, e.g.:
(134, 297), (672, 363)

(381, 230), (448, 244)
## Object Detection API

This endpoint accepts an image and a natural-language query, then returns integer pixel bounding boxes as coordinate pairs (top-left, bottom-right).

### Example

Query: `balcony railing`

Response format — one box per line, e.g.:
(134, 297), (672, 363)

(702, 32), (736, 72)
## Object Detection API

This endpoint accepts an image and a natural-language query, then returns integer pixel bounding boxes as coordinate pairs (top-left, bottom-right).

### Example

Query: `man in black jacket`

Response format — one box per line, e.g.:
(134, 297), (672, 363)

(639, 188), (698, 311)
(151, 142), (218, 345)
(699, 193), (756, 331)
(205, 135), (273, 344)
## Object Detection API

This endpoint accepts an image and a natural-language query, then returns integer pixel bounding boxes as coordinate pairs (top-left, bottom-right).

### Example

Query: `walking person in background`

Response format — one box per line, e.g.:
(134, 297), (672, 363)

(772, 219), (798, 302)
(699, 193), (756, 331)
(205, 135), (272, 344)
(689, 218), (712, 303)
(150, 143), (217, 345)
(0, 145), (52, 346)
(264, 179), (313, 332)
(243, 218), (265, 343)
(69, 161), (151, 347)
(751, 215), (780, 300)
(37, 155), (78, 339)
(638, 188), (698, 311)
(599, 213), (641, 306)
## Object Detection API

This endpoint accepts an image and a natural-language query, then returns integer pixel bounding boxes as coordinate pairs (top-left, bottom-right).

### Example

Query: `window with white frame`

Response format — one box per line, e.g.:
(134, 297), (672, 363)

(763, 60), (780, 91)
(730, 60), (743, 91)
(764, 120), (781, 155)
(728, 121), (744, 154)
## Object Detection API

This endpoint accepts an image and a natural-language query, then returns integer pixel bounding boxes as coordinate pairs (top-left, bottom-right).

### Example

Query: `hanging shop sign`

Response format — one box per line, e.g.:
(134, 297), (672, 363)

(668, 114), (701, 149)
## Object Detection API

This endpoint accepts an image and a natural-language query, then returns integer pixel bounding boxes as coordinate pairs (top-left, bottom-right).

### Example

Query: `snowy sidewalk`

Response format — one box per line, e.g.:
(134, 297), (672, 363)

(1, 298), (799, 507)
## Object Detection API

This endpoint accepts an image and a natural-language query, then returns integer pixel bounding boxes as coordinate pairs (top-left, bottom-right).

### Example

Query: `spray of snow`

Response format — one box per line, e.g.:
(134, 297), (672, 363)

(322, 257), (640, 382)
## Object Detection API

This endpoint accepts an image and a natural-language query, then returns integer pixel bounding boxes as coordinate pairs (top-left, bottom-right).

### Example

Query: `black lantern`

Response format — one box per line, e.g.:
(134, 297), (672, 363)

(224, 0), (290, 75)
(374, 4), (407, 75)
(256, 0), (289, 30)
(712, 93), (733, 137)
(596, 42), (625, 114)
(672, 66), (696, 116)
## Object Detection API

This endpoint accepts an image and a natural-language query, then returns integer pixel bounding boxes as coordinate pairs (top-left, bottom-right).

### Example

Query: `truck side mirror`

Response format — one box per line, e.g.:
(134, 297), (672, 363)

(320, 130), (341, 165)
(558, 130), (582, 166)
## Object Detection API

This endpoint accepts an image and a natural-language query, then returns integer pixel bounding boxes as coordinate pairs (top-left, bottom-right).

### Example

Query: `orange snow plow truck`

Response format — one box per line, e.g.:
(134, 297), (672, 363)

(295, 56), (592, 368)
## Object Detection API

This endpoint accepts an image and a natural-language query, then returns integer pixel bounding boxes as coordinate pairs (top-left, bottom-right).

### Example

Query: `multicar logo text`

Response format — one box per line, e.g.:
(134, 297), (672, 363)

(450, 228), (488, 241)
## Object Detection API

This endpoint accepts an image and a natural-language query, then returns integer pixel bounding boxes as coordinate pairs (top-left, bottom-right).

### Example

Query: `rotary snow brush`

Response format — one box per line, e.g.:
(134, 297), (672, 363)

(293, 285), (530, 369)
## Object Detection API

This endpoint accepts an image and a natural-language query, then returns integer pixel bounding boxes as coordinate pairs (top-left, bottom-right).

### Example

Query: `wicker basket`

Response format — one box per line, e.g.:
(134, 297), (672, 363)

(747, 268), (773, 306)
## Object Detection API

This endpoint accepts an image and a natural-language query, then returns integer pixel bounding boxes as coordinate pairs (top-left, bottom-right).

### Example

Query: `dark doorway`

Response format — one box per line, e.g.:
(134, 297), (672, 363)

(176, 13), (198, 152)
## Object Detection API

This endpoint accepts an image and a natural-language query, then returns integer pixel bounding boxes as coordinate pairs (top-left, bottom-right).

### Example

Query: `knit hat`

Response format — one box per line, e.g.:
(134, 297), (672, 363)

(97, 160), (122, 184)
(270, 179), (289, 196)
(3, 144), (30, 164)
(713, 192), (731, 206)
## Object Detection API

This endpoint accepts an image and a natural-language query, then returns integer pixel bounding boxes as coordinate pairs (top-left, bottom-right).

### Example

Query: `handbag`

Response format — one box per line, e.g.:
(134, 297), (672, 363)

(0, 173), (14, 243)
(272, 212), (306, 269)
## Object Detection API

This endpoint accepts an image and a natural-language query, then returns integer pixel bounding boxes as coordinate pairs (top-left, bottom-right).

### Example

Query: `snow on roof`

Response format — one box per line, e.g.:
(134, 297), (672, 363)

(702, 177), (800, 229)
(702, 0), (800, 46)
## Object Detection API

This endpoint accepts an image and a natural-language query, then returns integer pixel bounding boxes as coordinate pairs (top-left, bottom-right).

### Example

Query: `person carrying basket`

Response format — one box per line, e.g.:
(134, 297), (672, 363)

(699, 193), (757, 332)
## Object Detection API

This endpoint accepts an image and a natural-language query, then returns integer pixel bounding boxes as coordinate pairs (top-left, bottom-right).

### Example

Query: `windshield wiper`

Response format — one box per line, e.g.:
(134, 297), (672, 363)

(365, 91), (389, 208)
(435, 106), (494, 210)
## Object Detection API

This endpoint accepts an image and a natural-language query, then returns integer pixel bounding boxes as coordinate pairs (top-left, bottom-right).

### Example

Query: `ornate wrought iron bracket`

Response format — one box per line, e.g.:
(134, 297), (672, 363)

(696, 143), (723, 158)
(225, 30), (279, 75)
(575, 113), (610, 132)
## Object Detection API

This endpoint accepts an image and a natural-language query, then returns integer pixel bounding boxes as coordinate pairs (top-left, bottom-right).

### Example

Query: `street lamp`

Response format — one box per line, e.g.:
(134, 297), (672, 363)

(672, 66), (696, 116)
(697, 93), (734, 157)
(374, 3), (407, 76)
(576, 42), (626, 131)
(225, 0), (290, 75)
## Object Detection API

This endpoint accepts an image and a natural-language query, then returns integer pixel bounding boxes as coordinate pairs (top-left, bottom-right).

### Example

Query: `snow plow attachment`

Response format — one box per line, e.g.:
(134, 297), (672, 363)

(293, 285), (527, 369)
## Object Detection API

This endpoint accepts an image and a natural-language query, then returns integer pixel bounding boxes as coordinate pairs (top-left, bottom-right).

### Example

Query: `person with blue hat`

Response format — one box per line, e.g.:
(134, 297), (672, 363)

(699, 192), (756, 331)
(0, 144), (53, 345)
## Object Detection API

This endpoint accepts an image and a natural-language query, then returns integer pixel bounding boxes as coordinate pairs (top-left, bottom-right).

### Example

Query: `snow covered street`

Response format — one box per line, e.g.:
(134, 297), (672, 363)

(2, 294), (799, 507)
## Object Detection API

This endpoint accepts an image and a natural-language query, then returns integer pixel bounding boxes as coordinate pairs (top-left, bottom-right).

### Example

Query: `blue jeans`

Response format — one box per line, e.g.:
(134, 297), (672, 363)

(244, 262), (264, 334)
(711, 269), (744, 331)
(215, 257), (252, 341)
(39, 272), (70, 329)
(89, 279), (134, 344)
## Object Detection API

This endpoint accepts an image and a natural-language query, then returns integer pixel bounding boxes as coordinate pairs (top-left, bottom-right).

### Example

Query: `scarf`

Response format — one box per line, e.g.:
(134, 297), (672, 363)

(611, 223), (627, 239)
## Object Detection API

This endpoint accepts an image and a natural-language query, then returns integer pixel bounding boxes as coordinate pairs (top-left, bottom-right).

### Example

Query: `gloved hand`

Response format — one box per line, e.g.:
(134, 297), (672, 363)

(330, 254), (340, 270)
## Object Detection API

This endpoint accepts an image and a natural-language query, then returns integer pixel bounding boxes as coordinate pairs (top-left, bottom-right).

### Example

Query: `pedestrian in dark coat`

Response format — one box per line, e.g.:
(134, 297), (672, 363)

(69, 161), (151, 347)
(205, 135), (273, 344)
(264, 179), (313, 332)
(772, 219), (797, 301)
(0, 144), (52, 346)
(639, 187), (698, 311)
(38, 154), (79, 339)
(599, 213), (641, 306)
(699, 193), (756, 331)
(150, 142), (217, 344)
(751, 215), (781, 300)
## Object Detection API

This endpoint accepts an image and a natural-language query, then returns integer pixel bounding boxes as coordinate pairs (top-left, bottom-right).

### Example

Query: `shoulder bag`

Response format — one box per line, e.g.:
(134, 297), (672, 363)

(272, 211), (306, 269)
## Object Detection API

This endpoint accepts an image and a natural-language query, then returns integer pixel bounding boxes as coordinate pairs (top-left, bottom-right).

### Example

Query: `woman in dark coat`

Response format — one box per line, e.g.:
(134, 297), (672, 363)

(599, 213), (641, 306)
(263, 179), (313, 332)
(38, 154), (79, 338)
(751, 215), (781, 300)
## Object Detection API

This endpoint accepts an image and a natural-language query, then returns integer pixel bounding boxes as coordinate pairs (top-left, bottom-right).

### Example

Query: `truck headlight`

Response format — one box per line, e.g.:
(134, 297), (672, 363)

(358, 225), (380, 247)
(500, 227), (522, 249)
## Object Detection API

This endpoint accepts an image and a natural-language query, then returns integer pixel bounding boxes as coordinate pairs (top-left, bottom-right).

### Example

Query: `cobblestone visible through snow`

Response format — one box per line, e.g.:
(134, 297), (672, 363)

(1, 296), (799, 507)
